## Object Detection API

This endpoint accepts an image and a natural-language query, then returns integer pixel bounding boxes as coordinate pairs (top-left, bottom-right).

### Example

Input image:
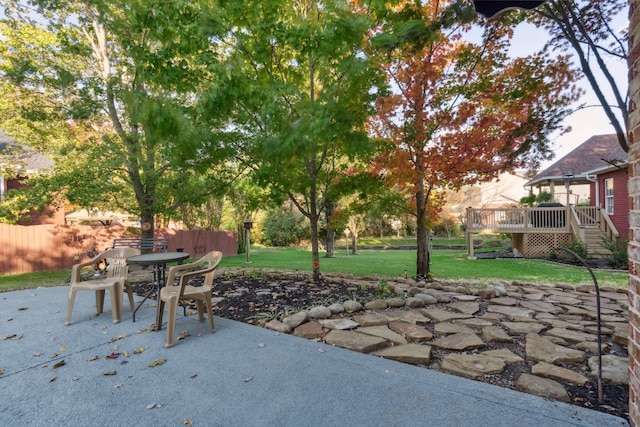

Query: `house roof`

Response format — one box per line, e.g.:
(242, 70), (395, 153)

(0, 129), (54, 173)
(525, 134), (626, 187)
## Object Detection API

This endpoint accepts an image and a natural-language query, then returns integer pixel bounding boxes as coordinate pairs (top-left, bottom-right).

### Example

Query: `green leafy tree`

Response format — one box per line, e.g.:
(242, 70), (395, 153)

(204, 0), (386, 280)
(0, 1), (232, 235)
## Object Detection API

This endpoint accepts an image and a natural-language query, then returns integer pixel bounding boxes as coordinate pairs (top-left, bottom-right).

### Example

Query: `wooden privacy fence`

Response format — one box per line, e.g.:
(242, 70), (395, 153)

(0, 224), (237, 275)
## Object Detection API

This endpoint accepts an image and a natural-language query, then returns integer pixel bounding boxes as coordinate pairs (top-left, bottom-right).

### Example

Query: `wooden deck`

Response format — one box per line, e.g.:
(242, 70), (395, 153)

(465, 206), (618, 258)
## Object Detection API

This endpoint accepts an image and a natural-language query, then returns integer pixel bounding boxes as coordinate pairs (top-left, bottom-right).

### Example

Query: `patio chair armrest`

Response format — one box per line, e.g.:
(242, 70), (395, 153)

(70, 254), (104, 283)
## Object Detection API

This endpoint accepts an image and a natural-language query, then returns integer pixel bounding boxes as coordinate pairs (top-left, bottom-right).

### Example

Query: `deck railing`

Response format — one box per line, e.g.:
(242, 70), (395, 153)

(465, 206), (618, 237)
(466, 207), (570, 233)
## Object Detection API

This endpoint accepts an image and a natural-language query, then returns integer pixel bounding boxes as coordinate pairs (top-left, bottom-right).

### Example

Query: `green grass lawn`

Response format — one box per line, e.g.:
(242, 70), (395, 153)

(0, 247), (628, 292)
(223, 247), (628, 287)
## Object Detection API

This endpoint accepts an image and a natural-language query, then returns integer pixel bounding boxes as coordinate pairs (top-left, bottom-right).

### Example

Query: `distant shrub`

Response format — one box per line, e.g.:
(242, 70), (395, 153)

(601, 237), (628, 269)
(261, 207), (310, 247)
(559, 238), (589, 261)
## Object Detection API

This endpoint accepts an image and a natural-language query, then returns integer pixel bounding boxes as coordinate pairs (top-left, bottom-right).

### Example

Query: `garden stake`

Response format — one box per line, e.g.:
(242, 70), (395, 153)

(558, 247), (603, 403)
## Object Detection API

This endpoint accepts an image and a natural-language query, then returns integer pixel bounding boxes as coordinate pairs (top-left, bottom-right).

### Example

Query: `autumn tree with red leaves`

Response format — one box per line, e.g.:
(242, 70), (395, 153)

(368, 1), (581, 278)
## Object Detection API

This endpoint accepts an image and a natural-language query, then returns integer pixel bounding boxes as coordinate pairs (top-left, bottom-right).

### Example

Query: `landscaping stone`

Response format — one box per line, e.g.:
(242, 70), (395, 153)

(483, 326), (513, 343)
(324, 330), (388, 353)
(385, 297), (406, 308)
(282, 311), (308, 329)
(364, 300), (388, 311)
(516, 374), (570, 402)
(441, 353), (505, 379)
(387, 310), (431, 325)
(319, 318), (359, 330)
(374, 344), (432, 365)
(352, 313), (395, 327)
(309, 305), (332, 319)
(481, 349), (523, 363)
(525, 333), (585, 365)
(434, 322), (475, 335)
(357, 326), (407, 344)
(531, 361), (590, 386)
(501, 322), (545, 334)
(343, 300), (363, 313)
(293, 321), (325, 339)
(418, 308), (471, 322)
(406, 296), (427, 308)
(431, 332), (484, 351)
(327, 303), (345, 314)
(545, 327), (597, 342)
(414, 293), (438, 305)
(449, 301), (480, 315)
(388, 322), (433, 342)
(588, 355), (629, 385)
(265, 319), (291, 333)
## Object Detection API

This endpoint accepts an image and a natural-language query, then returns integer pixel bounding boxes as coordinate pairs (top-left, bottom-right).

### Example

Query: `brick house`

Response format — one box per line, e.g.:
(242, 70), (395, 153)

(586, 162), (629, 240)
(0, 129), (64, 225)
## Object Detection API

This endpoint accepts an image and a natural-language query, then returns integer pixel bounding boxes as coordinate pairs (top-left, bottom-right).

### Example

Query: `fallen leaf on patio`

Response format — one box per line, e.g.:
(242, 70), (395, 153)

(258, 343), (265, 348)
(101, 326), (107, 330)
(49, 376), (57, 382)
(0, 368), (4, 375)
(123, 351), (129, 357)
(136, 329), (143, 334)
(146, 403), (156, 410)
(148, 358), (166, 367)
(244, 377), (253, 382)
(58, 345), (67, 352)
(113, 384), (123, 389)
(18, 307), (28, 311)
(103, 370), (117, 376)
(318, 348), (325, 353)
(190, 374), (197, 378)
(0, 407), (6, 413)
(113, 345), (119, 351)
(106, 352), (119, 360)
(34, 352), (43, 357)
(7, 318), (13, 321)
(41, 364), (48, 368)
(2, 333), (22, 340)
(49, 353), (58, 358)
(72, 377), (80, 381)
(86, 355), (98, 362)
(53, 360), (66, 369)
(133, 346), (146, 354)
(182, 419), (193, 425)
(120, 360), (128, 365)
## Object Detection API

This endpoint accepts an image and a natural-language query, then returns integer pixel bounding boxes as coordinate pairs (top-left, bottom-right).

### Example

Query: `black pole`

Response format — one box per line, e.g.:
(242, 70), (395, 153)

(558, 247), (603, 403)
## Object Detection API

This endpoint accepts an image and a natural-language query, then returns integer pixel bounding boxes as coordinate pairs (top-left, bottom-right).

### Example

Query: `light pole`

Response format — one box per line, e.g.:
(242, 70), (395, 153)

(244, 218), (253, 264)
(344, 228), (350, 256)
(562, 171), (574, 229)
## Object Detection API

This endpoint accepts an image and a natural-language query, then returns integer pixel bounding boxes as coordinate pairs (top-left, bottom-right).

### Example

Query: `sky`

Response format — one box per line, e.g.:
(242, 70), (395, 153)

(501, 14), (628, 170)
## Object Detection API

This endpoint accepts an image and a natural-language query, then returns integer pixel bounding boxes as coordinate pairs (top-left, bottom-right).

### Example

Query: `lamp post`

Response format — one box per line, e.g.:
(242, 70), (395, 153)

(243, 218), (253, 264)
(344, 228), (350, 256)
(562, 171), (574, 229)
(562, 171), (574, 207)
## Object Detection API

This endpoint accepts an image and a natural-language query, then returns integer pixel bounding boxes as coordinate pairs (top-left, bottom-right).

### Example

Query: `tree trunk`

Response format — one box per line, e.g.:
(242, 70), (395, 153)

(310, 214), (321, 282)
(140, 209), (155, 254)
(351, 232), (358, 255)
(416, 178), (430, 278)
(325, 227), (335, 258)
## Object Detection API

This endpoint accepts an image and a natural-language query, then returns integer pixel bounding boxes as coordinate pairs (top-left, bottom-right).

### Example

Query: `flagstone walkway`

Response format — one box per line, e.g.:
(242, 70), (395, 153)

(262, 277), (629, 408)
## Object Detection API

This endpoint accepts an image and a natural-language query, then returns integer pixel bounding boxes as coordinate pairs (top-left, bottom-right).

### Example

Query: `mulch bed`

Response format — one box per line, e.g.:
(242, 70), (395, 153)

(131, 272), (629, 421)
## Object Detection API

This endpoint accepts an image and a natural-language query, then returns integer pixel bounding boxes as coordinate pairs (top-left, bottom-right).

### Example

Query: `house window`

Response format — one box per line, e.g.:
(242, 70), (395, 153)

(0, 176), (4, 198)
(604, 178), (614, 215)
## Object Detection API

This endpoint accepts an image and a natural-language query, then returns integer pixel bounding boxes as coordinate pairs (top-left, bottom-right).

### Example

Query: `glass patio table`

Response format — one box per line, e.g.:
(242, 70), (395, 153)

(127, 251), (190, 327)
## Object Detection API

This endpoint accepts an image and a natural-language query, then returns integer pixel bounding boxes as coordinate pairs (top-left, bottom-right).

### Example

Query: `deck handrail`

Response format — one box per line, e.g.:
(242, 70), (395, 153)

(599, 207), (619, 241)
(465, 207), (570, 233)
